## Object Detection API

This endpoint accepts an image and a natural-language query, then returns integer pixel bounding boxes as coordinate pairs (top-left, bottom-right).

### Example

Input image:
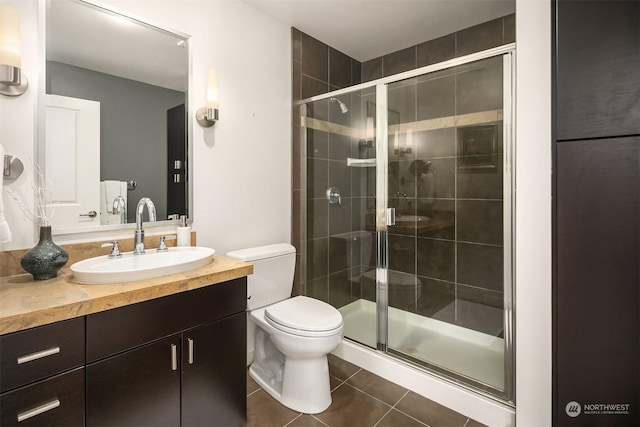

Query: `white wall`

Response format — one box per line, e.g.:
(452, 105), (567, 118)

(515, 0), (552, 425)
(0, 0), (40, 250)
(0, 0), (292, 254)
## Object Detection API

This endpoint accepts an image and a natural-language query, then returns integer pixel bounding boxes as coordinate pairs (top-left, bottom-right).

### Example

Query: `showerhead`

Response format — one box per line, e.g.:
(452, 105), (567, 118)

(330, 97), (348, 114)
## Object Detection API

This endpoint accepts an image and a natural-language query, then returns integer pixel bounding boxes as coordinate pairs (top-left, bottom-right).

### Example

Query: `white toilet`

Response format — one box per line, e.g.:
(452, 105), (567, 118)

(226, 243), (344, 414)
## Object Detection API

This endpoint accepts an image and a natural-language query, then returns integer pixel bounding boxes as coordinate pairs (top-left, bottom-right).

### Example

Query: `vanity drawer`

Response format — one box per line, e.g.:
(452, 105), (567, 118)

(0, 367), (84, 427)
(0, 317), (85, 393)
(86, 278), (247, 362)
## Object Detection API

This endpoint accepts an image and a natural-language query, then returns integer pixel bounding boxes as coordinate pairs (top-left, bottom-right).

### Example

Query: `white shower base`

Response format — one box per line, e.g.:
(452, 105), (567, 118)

(334, 299), (515, 427)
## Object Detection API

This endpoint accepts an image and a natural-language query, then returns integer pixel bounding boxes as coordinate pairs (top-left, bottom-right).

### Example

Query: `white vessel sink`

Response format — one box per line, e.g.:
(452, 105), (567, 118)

(395, 215), (430, 224)
(71, 246), (215, 284)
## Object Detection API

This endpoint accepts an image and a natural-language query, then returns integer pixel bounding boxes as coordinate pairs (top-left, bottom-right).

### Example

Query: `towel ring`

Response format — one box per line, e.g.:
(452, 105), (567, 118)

(3, 155), (24, 183)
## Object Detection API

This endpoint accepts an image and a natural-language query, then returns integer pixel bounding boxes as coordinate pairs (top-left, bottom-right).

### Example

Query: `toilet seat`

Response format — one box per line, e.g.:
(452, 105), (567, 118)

(265, 296), (343, 338)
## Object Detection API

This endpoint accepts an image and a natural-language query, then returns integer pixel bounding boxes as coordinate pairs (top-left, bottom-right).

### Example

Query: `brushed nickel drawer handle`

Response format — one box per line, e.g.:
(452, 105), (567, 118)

(17, 347), (60, 365)
(188, 338), (194, 365)
(17, 399), (60, 422)
(171, 344), (177, 371)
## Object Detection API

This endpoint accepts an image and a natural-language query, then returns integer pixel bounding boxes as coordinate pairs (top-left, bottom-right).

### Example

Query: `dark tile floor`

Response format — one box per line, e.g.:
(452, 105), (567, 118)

(244, 354), (486, 427)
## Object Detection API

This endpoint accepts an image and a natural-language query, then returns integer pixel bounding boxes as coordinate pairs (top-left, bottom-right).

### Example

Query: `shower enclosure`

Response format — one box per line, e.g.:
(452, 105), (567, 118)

(302, 46), (514, 402)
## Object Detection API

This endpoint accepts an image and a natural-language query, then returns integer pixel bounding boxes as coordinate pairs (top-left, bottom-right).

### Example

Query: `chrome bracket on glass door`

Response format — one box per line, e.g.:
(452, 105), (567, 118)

(375, 82), (389, 353)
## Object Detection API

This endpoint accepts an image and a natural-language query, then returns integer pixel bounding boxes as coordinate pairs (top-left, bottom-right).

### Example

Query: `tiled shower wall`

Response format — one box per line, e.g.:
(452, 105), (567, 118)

(292, 15), (515, 336)
(291, 30), (362, 297)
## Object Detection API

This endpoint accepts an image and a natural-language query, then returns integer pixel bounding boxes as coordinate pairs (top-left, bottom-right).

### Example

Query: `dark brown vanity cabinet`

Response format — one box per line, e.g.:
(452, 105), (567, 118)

(85, 278), (247, 427)
(0, 318), (85, 427)
(86, 335), (182, 427)
(0, 278), (247, 427)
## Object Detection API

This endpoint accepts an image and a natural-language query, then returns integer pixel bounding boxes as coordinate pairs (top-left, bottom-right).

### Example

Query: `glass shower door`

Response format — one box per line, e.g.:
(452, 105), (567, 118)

(303, 48), (514, 402)
(304, 86), (379, 350)
(383, 55), (512, 397)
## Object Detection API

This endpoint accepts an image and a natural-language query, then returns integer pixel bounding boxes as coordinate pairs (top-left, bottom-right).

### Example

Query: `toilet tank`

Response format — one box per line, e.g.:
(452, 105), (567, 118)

(226, 243), (296, 310)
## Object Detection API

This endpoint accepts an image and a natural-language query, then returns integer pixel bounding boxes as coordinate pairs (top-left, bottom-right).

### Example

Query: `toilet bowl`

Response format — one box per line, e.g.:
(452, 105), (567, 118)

(250, 296), (343, 413)
(226, 244), (344, 414)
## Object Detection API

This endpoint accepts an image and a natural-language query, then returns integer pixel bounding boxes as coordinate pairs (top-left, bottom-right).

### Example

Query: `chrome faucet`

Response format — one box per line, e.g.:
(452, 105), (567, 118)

(133, 197), (156, 255)
(393, 192), (408, 213)
(112, 196), (126, 224)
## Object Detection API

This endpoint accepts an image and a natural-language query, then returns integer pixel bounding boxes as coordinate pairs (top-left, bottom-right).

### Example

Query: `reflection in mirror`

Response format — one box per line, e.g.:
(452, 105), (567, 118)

(43, 0), (190, 233)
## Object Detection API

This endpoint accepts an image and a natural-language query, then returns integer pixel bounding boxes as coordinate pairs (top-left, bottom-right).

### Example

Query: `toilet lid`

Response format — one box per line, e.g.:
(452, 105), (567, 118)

(265, 296), (343, 334)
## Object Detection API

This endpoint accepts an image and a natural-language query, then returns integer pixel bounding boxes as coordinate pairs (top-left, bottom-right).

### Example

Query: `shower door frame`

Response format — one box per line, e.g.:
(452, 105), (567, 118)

(302, 43), (516, 404)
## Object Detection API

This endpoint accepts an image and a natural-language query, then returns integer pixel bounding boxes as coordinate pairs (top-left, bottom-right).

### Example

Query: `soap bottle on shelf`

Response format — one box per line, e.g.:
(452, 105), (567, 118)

(176, 215), (191, 247)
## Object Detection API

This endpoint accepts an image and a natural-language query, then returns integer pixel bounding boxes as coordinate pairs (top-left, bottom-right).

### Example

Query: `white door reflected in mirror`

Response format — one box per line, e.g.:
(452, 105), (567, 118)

(45, 94), (100, 229)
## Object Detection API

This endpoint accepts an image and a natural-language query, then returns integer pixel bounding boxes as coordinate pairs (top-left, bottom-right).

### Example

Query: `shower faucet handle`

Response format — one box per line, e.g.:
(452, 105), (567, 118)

(326, 186), (342, 205)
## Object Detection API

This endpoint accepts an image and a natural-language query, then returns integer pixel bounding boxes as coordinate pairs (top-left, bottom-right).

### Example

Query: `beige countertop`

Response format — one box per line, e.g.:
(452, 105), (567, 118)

(0, 254), (253, 335)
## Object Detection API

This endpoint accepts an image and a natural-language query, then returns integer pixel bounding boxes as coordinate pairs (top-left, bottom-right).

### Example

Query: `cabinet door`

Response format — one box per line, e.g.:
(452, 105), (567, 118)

(556, 0), (640, 140)
(182, 313), (246, 427)
(0, 368), (84, 427)
(86, 335), (181, 427)
(556, 137), (639, 425)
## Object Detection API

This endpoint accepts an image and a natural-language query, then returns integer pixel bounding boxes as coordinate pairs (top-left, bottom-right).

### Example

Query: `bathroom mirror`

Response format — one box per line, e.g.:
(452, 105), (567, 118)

(40, 0), (191, 234)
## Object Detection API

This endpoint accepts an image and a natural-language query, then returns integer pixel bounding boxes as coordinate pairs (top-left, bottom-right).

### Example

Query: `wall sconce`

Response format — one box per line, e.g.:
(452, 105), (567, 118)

(196, 69), (219, 127)
(0, 5), (28, 97)
(394, 129), (414, 157)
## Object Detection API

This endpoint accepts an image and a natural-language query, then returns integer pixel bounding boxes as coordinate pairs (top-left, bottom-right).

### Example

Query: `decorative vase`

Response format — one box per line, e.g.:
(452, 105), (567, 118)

(21, 226), (69, 280)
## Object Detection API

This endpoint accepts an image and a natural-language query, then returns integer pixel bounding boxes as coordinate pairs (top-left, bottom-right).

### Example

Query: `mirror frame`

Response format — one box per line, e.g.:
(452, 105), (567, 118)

(37, 0), (193, 236)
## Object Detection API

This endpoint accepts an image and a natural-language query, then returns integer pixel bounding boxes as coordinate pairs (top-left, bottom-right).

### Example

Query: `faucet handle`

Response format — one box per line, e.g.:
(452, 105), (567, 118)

(157, 235), (177, 252)
(101, 241), (122, 258)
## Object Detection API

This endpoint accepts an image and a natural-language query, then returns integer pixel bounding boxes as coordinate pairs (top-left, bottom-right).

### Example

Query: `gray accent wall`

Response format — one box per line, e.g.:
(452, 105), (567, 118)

(47, 61), (185, 221)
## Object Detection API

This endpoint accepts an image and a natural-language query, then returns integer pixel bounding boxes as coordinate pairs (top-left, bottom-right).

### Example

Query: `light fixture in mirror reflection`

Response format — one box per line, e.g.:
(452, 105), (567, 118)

(42, 0), (191, 234)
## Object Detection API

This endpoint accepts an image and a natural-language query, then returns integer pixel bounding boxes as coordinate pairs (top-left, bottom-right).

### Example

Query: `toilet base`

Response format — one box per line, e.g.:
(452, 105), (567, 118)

(249, 354), (332, 414)
(250, 326), (333, 414)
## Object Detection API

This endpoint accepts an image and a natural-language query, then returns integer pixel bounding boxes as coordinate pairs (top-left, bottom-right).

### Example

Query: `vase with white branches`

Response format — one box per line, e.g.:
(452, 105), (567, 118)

(6, 164), (56, 227)
(7, 164), (67, 280)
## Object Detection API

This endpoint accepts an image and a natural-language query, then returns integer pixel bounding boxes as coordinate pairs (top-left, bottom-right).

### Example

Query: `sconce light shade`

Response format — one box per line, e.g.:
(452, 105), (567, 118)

(206, 69), (219, 109)
(0, 5), (28, 97)
(196, 68), (219, 127)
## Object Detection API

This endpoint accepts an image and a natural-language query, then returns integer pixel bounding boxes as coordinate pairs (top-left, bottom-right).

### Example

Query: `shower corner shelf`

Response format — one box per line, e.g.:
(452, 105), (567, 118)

(347, 158), (376, 168)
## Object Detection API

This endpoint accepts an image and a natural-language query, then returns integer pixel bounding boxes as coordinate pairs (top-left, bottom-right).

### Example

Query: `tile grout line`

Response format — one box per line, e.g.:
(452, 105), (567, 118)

(371, 390), (410, 427)
(371, 407), (394, 427)
(328, 368), (359, 394)
(338, 367), (362, 384)
(388, 390), (434, 427)
(246, 387), (262, 398)
(282, 413), (304, 427)
(310, 414), (331, 427)
(369, 389), (433, 427)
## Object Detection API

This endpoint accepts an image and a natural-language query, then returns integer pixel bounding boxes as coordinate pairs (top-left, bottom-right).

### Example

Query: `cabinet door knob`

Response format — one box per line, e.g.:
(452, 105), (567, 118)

(17, 399), (61, 422)
(170, 344), (177, 371)
(188, 338), (194, 365)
